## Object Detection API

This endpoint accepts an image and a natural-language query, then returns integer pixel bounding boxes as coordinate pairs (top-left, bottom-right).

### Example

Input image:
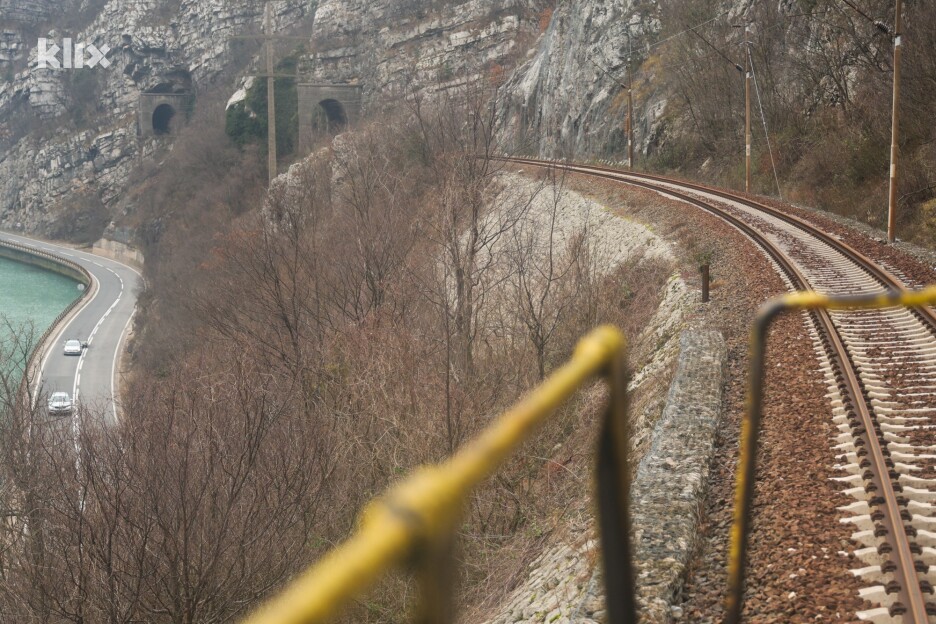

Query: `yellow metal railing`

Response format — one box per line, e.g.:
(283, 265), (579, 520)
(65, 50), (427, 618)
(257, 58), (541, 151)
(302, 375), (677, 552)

(243, 287), (936, 624)
(726, 286), (936, 624)
(242, 325), (635, 624)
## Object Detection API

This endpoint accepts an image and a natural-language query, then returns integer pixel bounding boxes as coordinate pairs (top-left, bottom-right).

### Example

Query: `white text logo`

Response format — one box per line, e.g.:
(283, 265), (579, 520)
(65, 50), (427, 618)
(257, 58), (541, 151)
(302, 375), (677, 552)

(37, 38), (112, 69)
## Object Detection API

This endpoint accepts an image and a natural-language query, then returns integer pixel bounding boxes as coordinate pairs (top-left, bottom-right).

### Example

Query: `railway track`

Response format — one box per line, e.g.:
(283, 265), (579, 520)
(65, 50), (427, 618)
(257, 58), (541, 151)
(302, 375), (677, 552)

(505, 157), (936, 622)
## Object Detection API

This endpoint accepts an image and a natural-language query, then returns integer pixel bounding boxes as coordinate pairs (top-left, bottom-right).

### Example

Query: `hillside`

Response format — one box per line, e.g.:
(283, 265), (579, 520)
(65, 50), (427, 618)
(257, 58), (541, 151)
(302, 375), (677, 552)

(1, 0), (935, 621)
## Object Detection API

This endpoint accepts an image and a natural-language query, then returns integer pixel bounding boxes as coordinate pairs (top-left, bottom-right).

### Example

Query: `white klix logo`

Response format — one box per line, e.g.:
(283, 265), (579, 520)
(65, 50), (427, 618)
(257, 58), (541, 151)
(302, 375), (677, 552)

(37, 38), (112, 69)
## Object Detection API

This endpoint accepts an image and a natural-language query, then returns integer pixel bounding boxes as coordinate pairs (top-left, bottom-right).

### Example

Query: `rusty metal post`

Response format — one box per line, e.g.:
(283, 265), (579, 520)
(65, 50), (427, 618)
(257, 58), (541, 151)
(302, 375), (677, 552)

(701, 264), (710, 303)
(596, 346), (636, 624)
(886, 0), (904, 244)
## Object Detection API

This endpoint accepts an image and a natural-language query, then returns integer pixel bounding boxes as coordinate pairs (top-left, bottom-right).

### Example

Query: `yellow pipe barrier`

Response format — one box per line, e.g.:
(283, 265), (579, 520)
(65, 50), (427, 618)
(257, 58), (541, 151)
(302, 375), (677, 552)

(726, 286), (936, 624)
(242, 325), (632, 624)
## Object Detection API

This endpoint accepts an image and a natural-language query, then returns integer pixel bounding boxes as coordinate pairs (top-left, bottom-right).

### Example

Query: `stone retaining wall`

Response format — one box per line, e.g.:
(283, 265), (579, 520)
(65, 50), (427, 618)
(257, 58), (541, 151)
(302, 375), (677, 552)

(481, 329), (726, 624)
(630, 329), (726, 622)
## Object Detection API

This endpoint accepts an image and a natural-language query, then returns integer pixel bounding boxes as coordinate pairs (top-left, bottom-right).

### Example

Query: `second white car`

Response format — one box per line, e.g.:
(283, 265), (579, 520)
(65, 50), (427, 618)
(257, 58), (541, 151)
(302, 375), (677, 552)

(47, 392), (73, 415)
(63, 339), (84, 356)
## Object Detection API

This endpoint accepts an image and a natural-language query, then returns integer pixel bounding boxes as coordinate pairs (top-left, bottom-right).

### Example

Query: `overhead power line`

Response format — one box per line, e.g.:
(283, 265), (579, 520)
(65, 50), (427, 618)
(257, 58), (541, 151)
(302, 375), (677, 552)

(686, 24), (743, 73)
(648, 12), (729, 50)
(647, 10), (830, 54)
(839, 0), (891, 34)
(747, 45), (783, 200)
(587, 57), (627, 91)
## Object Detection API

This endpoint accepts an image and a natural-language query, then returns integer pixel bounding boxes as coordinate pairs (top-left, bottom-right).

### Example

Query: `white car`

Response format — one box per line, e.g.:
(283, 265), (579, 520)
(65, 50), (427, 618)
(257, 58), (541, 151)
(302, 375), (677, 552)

(63, 339), (84, 356)
(48, 392), (73, 416)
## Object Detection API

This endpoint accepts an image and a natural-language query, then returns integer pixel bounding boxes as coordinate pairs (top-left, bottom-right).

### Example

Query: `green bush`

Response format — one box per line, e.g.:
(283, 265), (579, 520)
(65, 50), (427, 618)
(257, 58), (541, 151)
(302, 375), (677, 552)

(224, 56), (298, 158)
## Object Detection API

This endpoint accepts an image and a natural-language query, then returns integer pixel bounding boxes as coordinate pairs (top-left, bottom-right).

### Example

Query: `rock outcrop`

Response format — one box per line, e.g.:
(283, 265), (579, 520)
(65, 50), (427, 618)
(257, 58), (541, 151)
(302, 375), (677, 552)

(300, 0), (548, 104)
(0, 0), (317, 233)
(495, 0), (664, 160)
(0, 0), (551, 235)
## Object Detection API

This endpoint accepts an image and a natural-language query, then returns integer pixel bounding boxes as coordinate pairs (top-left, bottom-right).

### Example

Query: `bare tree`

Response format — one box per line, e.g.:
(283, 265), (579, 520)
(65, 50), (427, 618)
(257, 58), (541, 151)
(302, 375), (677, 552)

(508, 169), (590, 380)
(0, 335), (336, 623)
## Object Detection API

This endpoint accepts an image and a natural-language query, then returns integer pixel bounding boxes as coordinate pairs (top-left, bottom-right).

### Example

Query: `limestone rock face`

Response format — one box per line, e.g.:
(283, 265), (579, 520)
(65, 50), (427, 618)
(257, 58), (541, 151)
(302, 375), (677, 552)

(495, 0), (662, 160)
(0, 0), (552, 236)
(301, 0), (548, 103)
(0, 0), (65, 24)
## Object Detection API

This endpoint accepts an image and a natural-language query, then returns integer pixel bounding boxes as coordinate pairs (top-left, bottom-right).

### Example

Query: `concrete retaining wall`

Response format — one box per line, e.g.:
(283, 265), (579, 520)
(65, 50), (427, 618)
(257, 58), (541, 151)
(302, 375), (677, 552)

(92, 238), (144, 268)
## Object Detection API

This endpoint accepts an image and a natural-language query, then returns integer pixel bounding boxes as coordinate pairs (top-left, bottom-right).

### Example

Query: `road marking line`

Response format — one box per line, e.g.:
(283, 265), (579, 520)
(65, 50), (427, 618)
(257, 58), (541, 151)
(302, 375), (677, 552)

(36, 272), (100, 406)
(111, 306), (136, 426)
(2, 230), (142, 416)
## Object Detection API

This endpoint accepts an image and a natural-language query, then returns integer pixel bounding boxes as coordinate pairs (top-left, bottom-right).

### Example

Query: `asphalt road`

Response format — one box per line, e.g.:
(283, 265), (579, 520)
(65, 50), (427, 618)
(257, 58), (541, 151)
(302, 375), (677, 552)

(0, 232), (140, 426)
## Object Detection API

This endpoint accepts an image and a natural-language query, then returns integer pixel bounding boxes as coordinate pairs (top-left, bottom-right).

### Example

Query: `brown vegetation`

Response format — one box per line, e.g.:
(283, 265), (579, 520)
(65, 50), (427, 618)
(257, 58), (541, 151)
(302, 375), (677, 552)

(0, 85), (671, 621)
(650, 0), (936, 246)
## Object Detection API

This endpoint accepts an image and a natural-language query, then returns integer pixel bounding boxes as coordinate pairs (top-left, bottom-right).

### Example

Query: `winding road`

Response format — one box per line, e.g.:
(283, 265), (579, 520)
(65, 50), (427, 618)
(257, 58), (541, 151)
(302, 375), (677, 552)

(0, 232), (141, 426)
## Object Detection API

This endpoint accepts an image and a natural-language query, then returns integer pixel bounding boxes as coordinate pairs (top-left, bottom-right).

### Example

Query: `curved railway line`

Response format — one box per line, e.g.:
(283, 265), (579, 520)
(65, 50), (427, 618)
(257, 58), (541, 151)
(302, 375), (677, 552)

(505, 157), (936, 622)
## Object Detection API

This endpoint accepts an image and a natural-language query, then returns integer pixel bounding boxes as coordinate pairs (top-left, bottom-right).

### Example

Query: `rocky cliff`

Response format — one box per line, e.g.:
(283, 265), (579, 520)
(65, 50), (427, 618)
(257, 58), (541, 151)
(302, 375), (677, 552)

(0, 0), (317, 233)
(301, 0), (546, 100)
(0, 0), (550, 236)
(496, 0), (662, 159)
(3, 0), (912, 240)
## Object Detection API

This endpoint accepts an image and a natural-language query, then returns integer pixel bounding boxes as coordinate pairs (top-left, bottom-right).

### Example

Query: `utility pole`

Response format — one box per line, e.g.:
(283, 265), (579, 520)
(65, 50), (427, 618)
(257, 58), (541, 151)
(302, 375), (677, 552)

(744, 25), (752, 194)
(886, 0), (903, 243)
(626, 53), (634, 169)
(264, 3), (277, 184)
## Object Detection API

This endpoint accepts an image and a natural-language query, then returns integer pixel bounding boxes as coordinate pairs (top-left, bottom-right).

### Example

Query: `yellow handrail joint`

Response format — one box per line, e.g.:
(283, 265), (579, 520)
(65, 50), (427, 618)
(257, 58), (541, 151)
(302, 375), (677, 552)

(726, 286), (936, 624)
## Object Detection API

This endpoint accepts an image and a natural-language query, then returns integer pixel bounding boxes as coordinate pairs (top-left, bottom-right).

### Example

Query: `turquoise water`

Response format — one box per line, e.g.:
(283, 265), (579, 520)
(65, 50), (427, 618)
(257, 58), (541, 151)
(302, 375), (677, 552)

(0, 255), (81, 368)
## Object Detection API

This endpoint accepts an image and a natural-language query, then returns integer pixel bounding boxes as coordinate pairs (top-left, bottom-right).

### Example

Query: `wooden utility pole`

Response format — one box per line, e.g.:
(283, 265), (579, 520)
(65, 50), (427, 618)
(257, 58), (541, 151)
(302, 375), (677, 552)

(626, 59), (634, 169)
(744, 25), (752, 194)
(264, 3), (277, 184)
(886, 0), (904, 243)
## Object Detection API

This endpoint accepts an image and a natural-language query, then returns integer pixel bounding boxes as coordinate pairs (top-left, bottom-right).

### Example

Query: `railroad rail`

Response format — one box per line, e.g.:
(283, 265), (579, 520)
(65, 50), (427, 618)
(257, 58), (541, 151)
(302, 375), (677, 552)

(240, 157), (936, 623)
(504, 157), (936, 623)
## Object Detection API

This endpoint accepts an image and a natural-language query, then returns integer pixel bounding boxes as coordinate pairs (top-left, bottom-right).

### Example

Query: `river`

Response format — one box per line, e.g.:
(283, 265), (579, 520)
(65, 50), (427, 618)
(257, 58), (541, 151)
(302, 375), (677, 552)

(0, 254), (81, 377)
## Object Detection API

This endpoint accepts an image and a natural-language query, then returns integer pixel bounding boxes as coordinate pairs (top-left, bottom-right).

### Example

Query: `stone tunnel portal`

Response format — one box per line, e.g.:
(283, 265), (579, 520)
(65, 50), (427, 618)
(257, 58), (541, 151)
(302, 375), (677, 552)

(139, 92), (192, 137)
(298, 84), (363, 153)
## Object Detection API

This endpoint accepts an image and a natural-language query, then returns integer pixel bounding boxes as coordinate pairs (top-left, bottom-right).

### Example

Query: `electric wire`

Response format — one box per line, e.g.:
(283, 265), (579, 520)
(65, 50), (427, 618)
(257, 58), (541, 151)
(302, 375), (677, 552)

(687, 25), (743, 73)
(747, 44), (783, 200)
(839, 0), (891, 34)
(647, 12), (729, 50)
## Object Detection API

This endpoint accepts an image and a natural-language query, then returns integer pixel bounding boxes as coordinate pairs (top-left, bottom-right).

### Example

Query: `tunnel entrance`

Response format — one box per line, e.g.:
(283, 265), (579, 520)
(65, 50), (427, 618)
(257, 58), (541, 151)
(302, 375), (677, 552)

(152, 103), (176, 135)
(297, 84), (363, 152)
(318, 99), (347, 133)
